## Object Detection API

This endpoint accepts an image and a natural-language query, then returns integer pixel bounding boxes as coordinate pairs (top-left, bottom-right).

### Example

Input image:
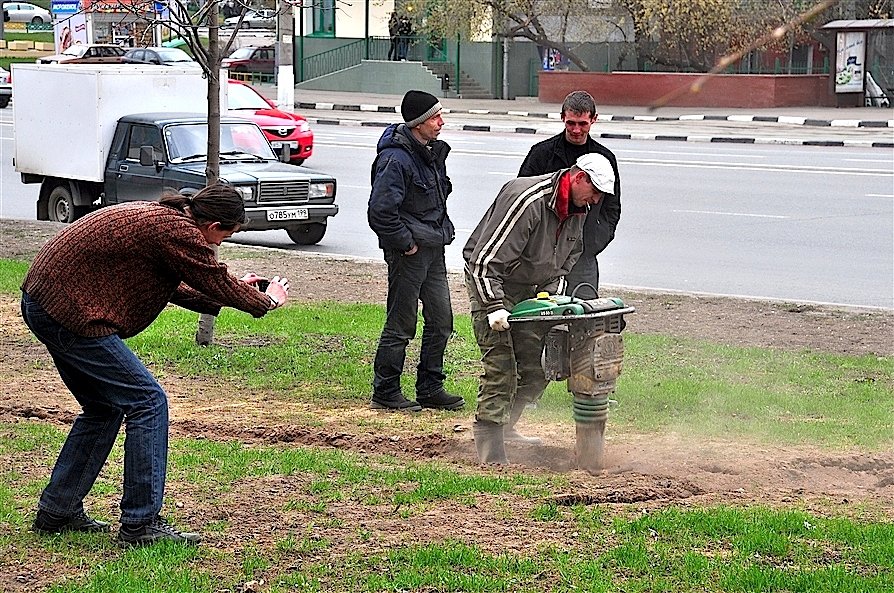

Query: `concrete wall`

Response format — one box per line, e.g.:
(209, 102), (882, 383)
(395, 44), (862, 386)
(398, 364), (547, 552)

(295, 60), (442, 96)
(296, 0), (394, 39)
(539, 71), (834, 108)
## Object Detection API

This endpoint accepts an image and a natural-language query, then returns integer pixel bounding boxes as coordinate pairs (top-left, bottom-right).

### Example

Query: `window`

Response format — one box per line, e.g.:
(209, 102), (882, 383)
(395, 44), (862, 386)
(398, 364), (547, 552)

(127, 125), (164, 161)
(313, 0), (334, 36)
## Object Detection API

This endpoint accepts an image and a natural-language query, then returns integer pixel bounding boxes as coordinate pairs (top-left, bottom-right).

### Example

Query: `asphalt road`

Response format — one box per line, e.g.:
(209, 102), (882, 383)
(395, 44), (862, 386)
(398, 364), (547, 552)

(0, 110), (891, 309)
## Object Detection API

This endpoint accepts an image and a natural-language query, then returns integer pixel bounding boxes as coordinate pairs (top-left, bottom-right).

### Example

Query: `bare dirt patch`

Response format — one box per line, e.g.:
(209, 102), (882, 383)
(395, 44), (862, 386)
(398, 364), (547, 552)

(1, 219), (892, 590)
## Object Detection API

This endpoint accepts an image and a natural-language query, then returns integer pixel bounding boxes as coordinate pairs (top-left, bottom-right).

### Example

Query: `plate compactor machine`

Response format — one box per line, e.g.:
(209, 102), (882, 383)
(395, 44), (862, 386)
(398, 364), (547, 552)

(508, 292), (635, 474)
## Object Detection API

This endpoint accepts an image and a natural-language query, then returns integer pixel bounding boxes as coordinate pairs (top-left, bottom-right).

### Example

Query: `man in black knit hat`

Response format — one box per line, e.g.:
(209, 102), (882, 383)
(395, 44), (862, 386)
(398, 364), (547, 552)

(367, 90), (464, 412)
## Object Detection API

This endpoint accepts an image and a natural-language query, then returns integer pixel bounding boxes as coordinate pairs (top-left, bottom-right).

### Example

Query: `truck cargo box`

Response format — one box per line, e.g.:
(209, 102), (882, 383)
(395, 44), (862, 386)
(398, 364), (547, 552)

(13, 64), (224, 182)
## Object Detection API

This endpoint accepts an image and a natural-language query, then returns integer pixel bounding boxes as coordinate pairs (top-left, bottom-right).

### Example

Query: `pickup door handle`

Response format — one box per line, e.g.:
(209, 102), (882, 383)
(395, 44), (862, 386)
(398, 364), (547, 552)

(119, 164), (129, 172)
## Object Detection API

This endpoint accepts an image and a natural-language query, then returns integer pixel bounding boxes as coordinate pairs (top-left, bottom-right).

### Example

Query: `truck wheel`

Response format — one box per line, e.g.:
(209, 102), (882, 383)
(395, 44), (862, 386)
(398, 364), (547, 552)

(286, 222), (326, 245)
(291, 158), (305, 166)
(48, 185), (77, 223)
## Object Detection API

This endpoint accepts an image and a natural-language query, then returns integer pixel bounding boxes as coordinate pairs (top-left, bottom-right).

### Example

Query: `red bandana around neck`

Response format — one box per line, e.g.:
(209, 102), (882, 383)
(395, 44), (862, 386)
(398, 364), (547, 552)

(555, 172), (573, 221)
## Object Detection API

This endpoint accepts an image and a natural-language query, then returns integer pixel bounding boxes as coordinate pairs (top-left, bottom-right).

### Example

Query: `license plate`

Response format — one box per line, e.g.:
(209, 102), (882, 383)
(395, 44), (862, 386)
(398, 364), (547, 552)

(266, 208), (308, 221)
(271, 141), (299, 149)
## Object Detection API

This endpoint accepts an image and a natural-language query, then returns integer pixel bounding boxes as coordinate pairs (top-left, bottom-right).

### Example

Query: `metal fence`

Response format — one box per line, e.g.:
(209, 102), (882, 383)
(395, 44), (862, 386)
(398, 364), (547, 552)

(299, 36), (450, 82)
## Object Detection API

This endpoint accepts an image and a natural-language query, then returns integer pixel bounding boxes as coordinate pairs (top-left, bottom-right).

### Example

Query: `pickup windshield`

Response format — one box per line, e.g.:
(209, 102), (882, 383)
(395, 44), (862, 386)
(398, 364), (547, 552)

(165, 122), (277, 163)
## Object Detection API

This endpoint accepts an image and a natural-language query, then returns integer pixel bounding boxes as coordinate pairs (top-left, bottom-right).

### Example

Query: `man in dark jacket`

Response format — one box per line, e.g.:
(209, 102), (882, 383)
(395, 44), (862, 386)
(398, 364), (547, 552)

(518, 91), (621, 299)
(367, 90), (464, 412)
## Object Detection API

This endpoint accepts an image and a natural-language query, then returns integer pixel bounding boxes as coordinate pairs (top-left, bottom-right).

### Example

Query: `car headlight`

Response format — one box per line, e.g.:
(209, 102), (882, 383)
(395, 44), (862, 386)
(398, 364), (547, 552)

(309, 182), (334, 198)
(235, 186), (254, 201)
(297, 121), (310, 133)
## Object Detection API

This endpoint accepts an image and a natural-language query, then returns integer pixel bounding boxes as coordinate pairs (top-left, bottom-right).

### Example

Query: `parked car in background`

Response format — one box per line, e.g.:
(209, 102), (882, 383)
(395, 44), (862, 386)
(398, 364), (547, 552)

(3, 2), (50, 24)
(122, 47), (200, 68)
(221, 45), (274, 74)
(227, 79), (313, 165)
(37, 44), (127, 64)
(0, 66), (11, 108)
(223, 9), (276, 29)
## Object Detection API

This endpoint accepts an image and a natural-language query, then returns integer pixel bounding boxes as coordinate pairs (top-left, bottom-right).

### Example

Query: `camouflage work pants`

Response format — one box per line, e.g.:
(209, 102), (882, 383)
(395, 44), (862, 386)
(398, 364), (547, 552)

(468, 283), (550, 425)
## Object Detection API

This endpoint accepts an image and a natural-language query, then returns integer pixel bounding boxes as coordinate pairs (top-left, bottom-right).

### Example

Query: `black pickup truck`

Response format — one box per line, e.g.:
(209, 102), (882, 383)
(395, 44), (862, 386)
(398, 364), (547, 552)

(25, 113), (338, 245)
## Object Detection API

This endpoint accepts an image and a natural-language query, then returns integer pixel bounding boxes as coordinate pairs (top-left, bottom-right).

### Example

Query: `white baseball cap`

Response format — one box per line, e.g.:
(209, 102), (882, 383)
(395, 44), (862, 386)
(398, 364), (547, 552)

(575, 153), (616, 195)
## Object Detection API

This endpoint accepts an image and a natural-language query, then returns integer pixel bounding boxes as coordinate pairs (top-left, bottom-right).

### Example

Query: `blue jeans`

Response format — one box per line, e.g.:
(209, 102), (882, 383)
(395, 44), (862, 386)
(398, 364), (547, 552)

(373, 246), (453, 398)
(21, 292), (168, 526)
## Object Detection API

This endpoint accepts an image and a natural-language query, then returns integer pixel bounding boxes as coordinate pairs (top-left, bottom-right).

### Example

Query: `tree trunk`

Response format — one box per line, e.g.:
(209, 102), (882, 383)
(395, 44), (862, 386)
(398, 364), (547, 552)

(196, 1), (222, 346)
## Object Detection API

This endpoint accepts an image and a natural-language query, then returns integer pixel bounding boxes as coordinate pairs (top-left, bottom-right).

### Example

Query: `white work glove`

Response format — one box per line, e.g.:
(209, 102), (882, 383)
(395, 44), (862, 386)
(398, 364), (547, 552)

(265, 276), (290, 309)
(487, 308), (511, 331)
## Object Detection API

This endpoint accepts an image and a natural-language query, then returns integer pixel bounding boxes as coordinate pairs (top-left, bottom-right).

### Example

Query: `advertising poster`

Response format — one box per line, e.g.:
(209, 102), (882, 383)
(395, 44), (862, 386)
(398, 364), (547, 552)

(835, 31), (866, 93)
(53, 13), (88, 54)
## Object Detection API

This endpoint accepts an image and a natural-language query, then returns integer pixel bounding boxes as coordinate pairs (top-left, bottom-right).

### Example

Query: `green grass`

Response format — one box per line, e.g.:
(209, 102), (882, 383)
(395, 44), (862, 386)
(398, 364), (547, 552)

(114, 302), (894, 448)
(2, 257), (892, 590)
(3, 257), (891, 448)
(3, 419), (892, 593)
(0, 260), (28, 292)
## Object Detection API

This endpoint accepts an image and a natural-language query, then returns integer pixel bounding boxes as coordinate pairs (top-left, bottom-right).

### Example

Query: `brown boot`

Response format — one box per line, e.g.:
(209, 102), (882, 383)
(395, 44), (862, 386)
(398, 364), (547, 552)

(473, 420), (508, 464)
(504, 398), (542, 445)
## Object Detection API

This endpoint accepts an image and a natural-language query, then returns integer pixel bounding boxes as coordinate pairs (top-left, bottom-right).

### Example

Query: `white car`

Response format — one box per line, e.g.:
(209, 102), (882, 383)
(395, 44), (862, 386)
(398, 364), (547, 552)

(224, 9), (276, 29)
(4, 2), (51, 24)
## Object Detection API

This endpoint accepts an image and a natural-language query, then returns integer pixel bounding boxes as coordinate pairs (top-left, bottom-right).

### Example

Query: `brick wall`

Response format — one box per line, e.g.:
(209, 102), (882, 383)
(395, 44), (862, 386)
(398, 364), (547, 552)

(539, 71), (834, 108)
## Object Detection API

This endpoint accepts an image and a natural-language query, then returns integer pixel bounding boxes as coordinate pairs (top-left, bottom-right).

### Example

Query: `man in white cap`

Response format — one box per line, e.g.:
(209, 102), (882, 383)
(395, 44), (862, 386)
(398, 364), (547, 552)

(463, 153), (616, 463)
(367, 90), (464, 412)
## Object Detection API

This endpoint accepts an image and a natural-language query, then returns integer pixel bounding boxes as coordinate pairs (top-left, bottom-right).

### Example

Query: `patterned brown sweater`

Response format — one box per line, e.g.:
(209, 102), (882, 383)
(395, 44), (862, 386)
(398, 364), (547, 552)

(22, 202), (273, 338)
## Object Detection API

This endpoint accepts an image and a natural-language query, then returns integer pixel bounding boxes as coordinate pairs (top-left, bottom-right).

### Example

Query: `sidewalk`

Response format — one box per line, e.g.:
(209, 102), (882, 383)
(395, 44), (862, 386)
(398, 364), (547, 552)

(262, 87), (894, 148)
(291, 88), (894, 127)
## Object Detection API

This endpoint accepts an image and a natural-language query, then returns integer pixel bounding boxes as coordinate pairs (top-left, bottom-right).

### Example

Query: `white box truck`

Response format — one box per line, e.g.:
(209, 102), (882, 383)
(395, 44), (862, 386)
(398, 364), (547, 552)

(13, 64), (338, 245)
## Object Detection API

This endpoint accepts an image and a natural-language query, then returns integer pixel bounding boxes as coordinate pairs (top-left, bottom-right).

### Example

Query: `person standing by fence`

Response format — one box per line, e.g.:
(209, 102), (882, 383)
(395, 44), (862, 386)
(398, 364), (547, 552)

(397, 14), (413, 61)
(387, 12), (400, 61)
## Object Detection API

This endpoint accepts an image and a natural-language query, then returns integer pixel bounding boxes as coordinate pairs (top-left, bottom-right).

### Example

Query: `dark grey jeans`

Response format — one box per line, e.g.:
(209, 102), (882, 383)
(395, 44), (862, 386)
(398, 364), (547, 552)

(372, 246), (453, 399)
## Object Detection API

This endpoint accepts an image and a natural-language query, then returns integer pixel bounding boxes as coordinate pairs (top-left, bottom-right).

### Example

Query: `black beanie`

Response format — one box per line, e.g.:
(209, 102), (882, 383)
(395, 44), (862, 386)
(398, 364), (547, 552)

(401, 90), (442, 128)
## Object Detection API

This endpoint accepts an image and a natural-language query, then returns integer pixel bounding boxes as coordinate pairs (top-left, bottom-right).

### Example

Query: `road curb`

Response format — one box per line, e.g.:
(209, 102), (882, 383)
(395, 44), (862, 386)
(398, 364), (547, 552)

(307, 116), (894, 148)
(296, 101), (894, 129)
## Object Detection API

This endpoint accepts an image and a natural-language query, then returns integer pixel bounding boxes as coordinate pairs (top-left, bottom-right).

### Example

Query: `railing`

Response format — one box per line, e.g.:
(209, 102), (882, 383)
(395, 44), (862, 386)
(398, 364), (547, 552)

(301, 38), (366, 81)
(299, 35), (449, 82)
(227, 71), (276, 85)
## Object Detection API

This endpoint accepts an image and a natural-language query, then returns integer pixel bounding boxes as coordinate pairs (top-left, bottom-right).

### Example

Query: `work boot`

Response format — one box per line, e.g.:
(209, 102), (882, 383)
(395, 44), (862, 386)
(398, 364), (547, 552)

(371, 392), (422, 412)
(32, 509), (111, 535)
(504, 398), (542, 445)
(118, 516), (202, 547)
(417, 389), (465, 411)
(473, 420), (508, 464)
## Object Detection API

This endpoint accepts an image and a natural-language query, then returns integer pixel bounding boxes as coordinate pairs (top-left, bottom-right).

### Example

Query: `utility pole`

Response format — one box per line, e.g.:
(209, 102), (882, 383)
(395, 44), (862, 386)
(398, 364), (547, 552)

(276, 2), (294, 110)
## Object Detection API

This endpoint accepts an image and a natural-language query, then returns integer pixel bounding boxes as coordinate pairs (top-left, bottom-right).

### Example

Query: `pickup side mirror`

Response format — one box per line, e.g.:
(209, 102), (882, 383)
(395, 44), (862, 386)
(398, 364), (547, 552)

(139, 145), (159, 167)
(279, 143), (291, 163)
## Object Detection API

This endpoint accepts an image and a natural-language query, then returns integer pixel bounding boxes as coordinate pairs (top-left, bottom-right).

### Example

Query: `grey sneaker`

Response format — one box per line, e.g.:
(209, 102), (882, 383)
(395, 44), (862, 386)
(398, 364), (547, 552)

(32, 509), (111, 535)
(118, 516), (201, 547)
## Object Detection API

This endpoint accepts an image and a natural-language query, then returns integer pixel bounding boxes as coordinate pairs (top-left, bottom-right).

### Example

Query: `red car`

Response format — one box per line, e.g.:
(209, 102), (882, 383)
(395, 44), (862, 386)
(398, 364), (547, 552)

(221, 46), (274, 74)
(227, 79), (313, 165)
